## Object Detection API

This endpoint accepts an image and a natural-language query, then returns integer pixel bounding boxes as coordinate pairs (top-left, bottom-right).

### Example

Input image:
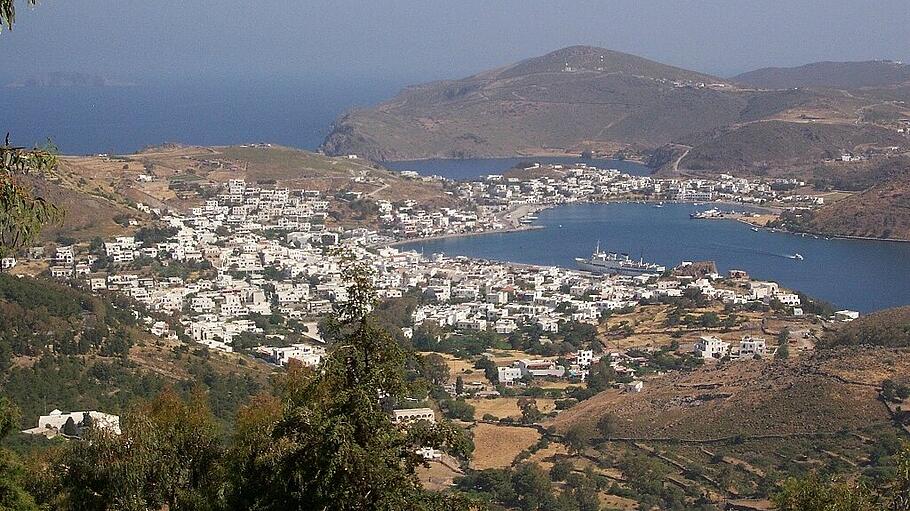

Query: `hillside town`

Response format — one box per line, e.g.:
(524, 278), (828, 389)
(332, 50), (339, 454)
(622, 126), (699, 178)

(5, 167), (857, 388)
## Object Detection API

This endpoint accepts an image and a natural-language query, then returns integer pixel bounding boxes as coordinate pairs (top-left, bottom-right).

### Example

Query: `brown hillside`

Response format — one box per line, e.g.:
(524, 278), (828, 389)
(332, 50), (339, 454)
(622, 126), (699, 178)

(734, 60), (910, 89)
(674, 121), (910, 174)
(551, 348), (904, 441)
(321, 46), (907, 165)
(54, 145), (455, 231)
(789, 160), (910, 239)
(824, 306), (910, 348)
(321, 46), (815, 160)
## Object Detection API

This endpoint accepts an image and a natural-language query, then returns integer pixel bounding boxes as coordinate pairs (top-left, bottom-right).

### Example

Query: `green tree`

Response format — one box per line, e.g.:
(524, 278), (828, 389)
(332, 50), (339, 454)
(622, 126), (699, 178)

(61, 417), (77, 437)
(773, 473), (877, 511)
(699, 312), (720, 328)
(421, 353), (450, 387)
(779, 328), (791, 344)
(48, 390), (224, 511)
(511, 463), (555, 511)
(223, 258), (473, 510)
(441, 398), (475, 421)
(0, 398), (39, 510)
(518, 398), (543, 425)
(586, 360), (617, 393)
(475, 357), (498, 383)
(596, 413), (616, 439)
(455, 375), (464, 396)
(776, 341), (790, 360)
(549, 459), (573, 481)
(0, 135), (62, 256)
(564, 422), (596, 454)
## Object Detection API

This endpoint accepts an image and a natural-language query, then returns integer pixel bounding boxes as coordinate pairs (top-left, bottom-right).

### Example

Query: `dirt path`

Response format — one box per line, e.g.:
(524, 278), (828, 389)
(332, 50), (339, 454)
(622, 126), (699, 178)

(673, 145), (692, 173)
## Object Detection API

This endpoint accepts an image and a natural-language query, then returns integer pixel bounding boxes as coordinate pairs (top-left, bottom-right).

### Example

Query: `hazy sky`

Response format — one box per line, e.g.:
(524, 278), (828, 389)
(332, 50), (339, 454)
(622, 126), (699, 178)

(3, 0), (909, 84)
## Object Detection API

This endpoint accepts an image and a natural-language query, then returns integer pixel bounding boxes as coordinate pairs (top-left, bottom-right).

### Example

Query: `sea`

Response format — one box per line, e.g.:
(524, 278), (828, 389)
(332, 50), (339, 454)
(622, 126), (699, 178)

(1, 78), (399, 154)
(398, 202), (910, 313)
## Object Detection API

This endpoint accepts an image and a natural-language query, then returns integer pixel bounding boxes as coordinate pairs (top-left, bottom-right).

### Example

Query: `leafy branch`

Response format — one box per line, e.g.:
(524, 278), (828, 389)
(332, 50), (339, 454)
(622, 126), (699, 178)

(0, 134), (63, 256)
(0, 0), (36, 31)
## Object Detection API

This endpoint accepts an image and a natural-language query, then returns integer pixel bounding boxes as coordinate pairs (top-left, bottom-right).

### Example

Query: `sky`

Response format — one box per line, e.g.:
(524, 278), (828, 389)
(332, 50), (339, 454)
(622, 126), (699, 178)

(2, 0), (909, 85)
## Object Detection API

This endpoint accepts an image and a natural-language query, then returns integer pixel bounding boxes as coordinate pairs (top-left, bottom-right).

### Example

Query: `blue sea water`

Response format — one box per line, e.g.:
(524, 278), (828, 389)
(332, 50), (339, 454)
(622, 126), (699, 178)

(383, 157), (652, 180)
(1, 79), (398, 154)
(399, 203), (910, 313)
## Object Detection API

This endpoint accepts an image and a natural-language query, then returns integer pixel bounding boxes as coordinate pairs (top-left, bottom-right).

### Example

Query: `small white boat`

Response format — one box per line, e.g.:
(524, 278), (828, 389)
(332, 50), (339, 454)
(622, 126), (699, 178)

(751, 227), (759, 232)
(789, 253), (804, 260)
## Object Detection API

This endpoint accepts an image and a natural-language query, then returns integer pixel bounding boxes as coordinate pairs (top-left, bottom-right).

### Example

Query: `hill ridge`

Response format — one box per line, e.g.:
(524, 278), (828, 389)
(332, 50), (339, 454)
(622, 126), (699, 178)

(734, 59), (910, 89)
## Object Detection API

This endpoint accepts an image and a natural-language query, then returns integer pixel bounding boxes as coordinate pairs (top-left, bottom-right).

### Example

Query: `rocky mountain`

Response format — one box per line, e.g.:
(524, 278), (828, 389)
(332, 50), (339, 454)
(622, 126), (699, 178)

(734, 60), (910, 89)
(322, 46), (910, 169)
(323, 46), (762, 160)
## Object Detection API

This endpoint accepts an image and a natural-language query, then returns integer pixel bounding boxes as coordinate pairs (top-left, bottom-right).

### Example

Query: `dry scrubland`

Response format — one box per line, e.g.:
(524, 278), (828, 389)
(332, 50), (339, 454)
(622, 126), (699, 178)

(51, 144), (457, 241)
(553, 348), (907, 441)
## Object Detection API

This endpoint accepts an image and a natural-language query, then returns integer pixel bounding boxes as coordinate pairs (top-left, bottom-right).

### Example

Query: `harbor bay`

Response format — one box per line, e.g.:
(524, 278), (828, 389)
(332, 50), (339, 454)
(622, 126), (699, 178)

(399, 202), (910, 313)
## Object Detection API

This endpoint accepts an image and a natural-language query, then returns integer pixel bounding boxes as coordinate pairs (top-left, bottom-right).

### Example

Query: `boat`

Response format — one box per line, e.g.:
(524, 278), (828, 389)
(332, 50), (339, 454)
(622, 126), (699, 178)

(788, 253), (804, 260)
(690, 208), (721, 219)
(575, 243), (666, 276)
(751, 227), (760, 232)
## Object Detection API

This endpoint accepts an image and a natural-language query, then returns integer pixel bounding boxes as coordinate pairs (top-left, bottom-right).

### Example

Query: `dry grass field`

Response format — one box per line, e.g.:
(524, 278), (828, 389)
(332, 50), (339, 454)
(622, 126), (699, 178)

(417, 456), (464, 491)
(471, 423), (540, 470)
(468, 397), (556, 420)
(432, 352), (489, 386)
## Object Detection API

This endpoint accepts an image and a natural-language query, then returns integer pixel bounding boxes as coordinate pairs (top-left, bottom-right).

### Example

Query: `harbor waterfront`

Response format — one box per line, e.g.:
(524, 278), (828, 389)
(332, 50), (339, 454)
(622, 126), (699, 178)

(398, 202), (910, 313)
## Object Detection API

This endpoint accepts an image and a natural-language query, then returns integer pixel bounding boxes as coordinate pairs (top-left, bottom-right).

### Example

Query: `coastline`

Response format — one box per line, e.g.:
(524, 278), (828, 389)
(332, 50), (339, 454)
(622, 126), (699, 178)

(387, 224), (545, 248)
(386, 198), (910, 255)
(387, 199), (777, 249)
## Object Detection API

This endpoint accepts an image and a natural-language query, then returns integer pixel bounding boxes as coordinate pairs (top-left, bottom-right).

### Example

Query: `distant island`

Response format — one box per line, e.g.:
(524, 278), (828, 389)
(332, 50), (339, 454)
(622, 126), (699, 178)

(5, 71), (138, 88)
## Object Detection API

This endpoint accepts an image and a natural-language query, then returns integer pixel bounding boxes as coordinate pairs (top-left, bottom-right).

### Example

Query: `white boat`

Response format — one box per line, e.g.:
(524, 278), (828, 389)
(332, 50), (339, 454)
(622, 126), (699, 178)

(751, 227), (759, 232)
(575, 243), (666, 276)
(788, 253), (804, 260)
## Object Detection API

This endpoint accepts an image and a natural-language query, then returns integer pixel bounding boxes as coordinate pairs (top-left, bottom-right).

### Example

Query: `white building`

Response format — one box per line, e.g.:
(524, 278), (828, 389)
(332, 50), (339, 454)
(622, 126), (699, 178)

(516, 359), (565, 378)
(775, 293), (801, 307)
(28, 409), (121, 436)
(497, 366), (523, 385)
(270, 343), (325, 368)
(575, 350), (594, 367)
(392, 408), (436, 425)
(694, 336), (730, 359)
(835, 310), (860, 322)
(739, 336), (767, 358)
